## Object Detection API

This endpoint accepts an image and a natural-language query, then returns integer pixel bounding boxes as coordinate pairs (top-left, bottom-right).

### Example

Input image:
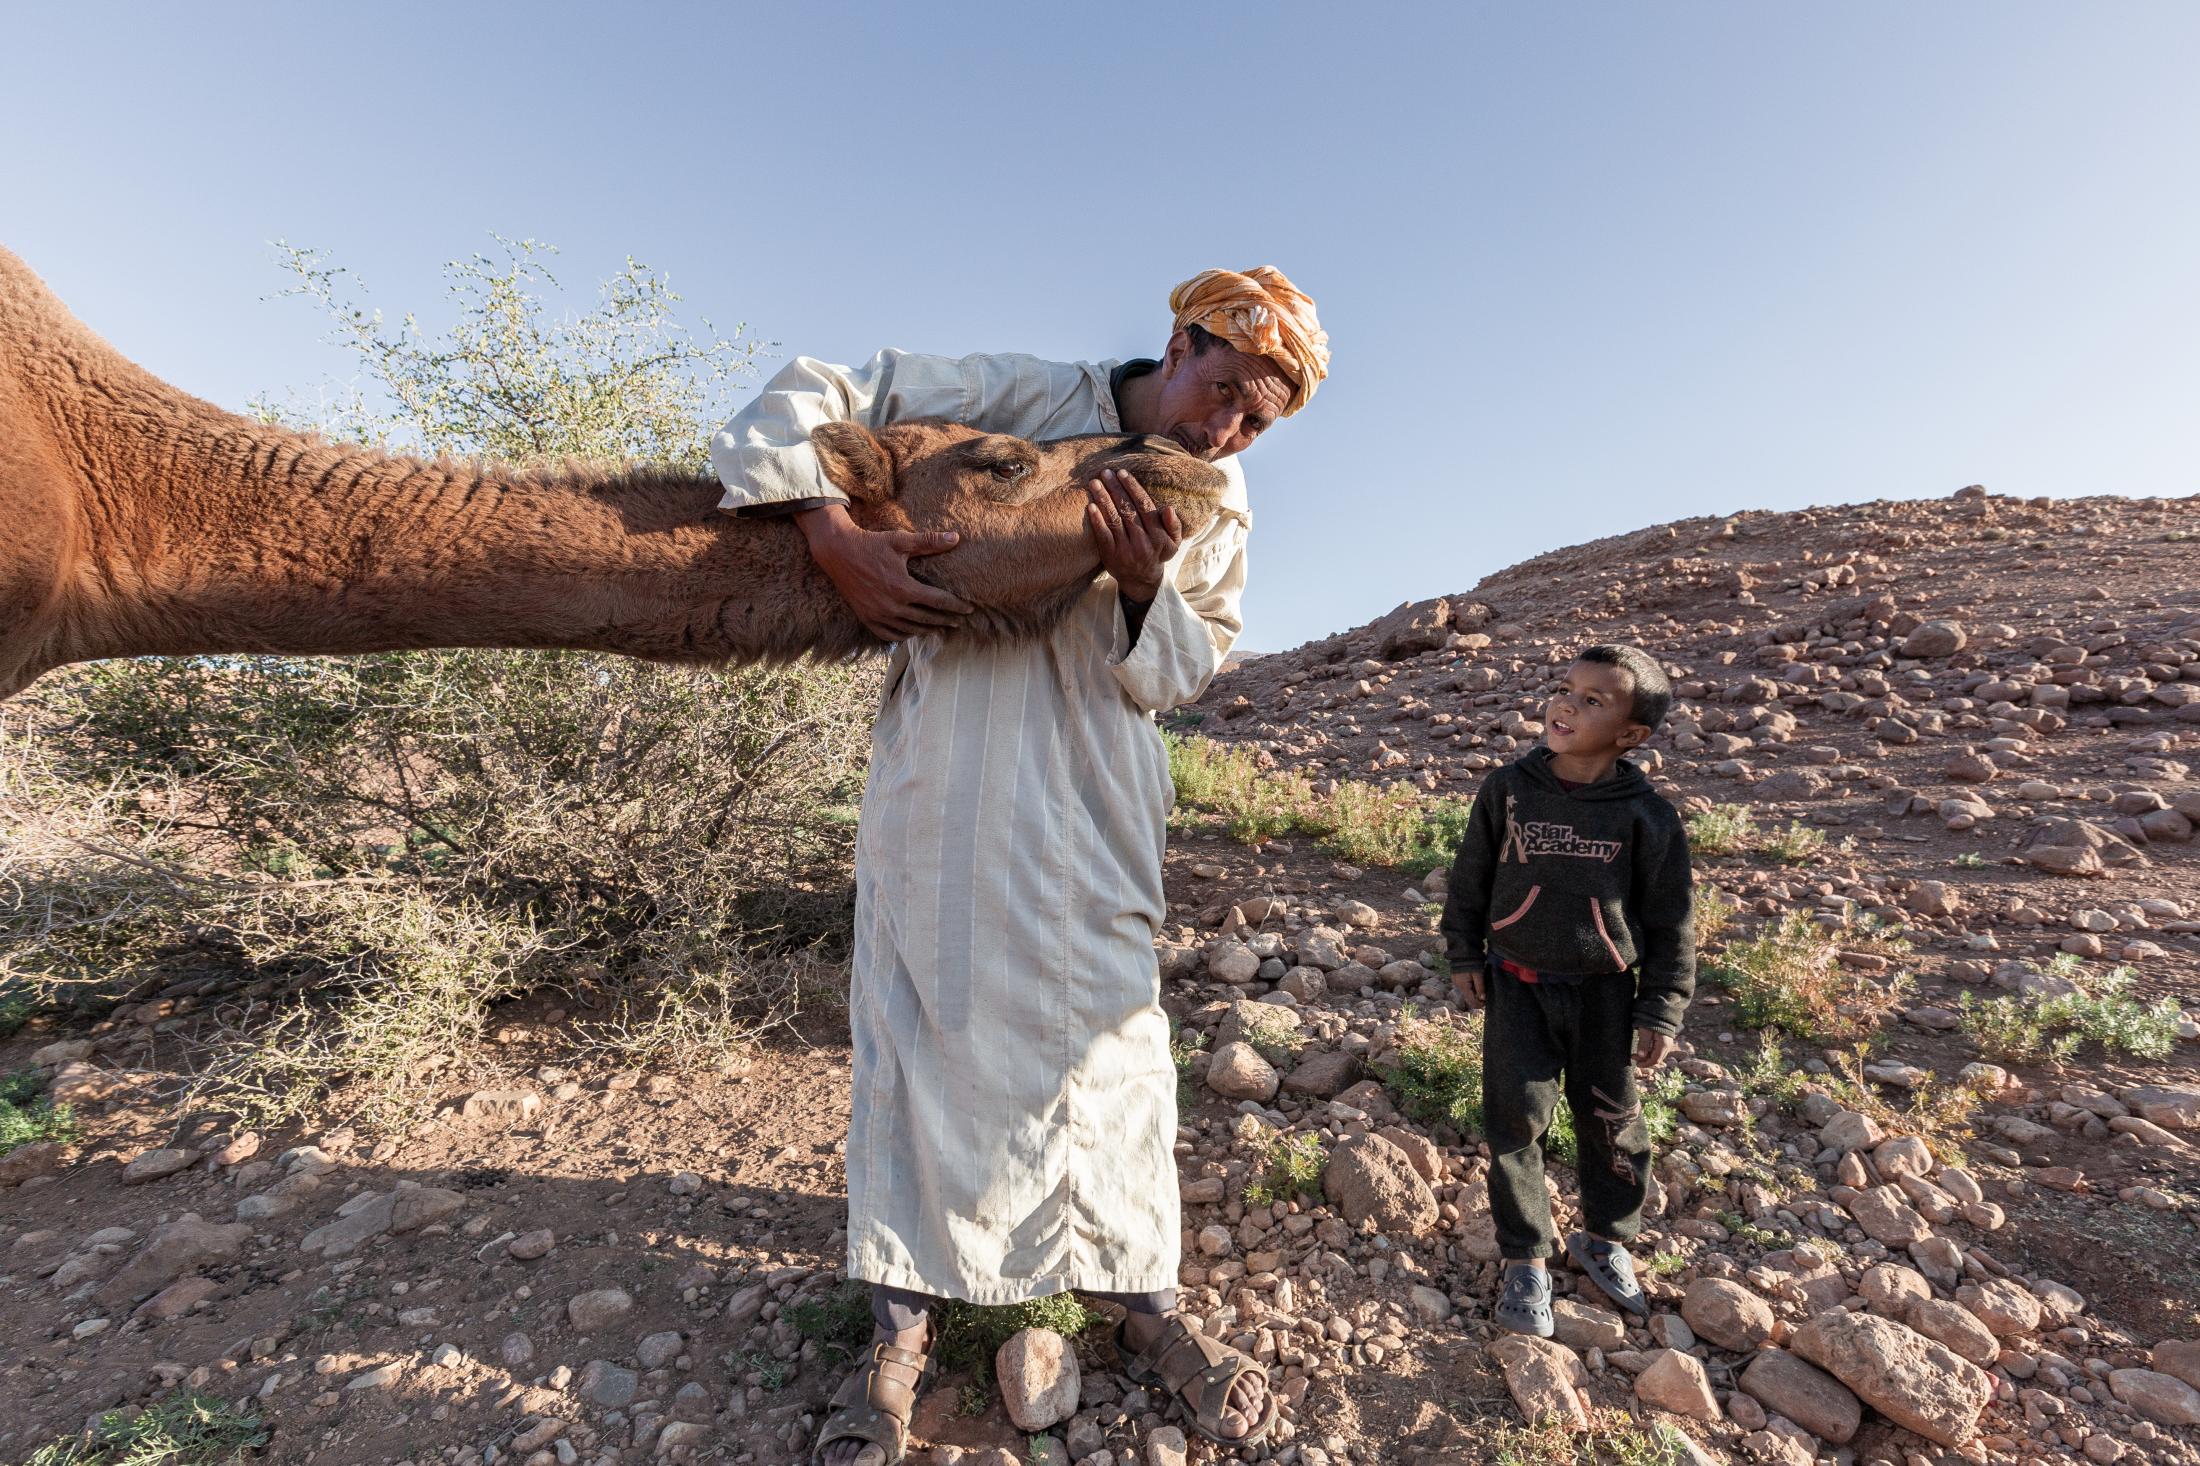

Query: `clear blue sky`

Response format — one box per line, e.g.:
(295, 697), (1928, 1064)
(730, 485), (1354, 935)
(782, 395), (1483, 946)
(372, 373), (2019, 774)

(7, 4), (2197, 650)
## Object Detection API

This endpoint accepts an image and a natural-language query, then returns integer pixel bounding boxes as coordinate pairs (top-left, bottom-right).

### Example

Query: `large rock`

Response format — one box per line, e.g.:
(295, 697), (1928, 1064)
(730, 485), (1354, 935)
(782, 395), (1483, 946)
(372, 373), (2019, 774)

(997, 1328), (1080, 1431)
(1681, 1277), (1774, 1352)
(1901, 620), (1968, 658)
(1844, 1185), (1932, 1247)
(2109, 1369), (2200, 1428)
(299, 1184), (463, 1258)
(1322, 1134), (1437, 1237)
(1635, 1348), (1721, 1421)
(1791, 1309), (1994, 1448)
(1906, 1298), (1998, 1366)
(1370, 597), (1458, 660)
(1738, 1348), (1862, 1444)
(1956, 1278), (2042, 1337)
(1488, 1335), (1589, 1429)
(2153, 1339), (2200, 1393)
(566, 1287), (634, 1333)
(98, 1215), (249, 1307)
(2017, 817), (2147, 875)
(1280, 1048), (1356, 1098)
(119, 1148), (199, 1185)
(1550, 1299), (1626, 1352)
(0, 1140), (67, 1187)
(1203, 1041), (1278, 1102)
(2122, 1084), (2200, 1130)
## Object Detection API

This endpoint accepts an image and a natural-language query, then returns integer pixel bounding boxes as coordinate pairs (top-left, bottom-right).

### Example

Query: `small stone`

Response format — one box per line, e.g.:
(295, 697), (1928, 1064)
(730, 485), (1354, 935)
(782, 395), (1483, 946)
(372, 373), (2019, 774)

(1635, 1348), (1721, 1421)
(566, 1287), (634, 1333)
(120, 1148), (199, 1185)
(1681, 1277), (1774, 1352)
(636, 1330), (684, 1369)
(508, 1228), (556, 1260)
(579, 1359), (638, 1409)
(1489, 1334), (1590, 1430)
(998, 1327), (1081, 1431)
(1204, 1042), (1279, 1102)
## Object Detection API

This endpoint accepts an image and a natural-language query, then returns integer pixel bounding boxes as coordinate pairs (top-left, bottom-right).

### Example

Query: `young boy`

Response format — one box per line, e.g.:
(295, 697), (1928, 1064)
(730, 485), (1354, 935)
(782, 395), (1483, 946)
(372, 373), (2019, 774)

(1440, 643), (1695, 1335)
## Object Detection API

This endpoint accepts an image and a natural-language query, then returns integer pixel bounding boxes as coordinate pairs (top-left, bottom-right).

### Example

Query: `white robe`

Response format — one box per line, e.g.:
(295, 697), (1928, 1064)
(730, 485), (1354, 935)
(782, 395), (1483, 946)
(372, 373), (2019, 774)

(712, 350), (1250, 1301)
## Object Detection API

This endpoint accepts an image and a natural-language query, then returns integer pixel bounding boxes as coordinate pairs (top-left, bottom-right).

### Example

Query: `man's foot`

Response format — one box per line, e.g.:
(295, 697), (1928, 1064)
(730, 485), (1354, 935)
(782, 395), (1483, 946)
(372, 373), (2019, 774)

(1119, 1308), (1275, 1444)
(1565, 1231), (1648, 1318)
(816, 1322), (931, 1466)
(1494, 1261), (1555, 1337)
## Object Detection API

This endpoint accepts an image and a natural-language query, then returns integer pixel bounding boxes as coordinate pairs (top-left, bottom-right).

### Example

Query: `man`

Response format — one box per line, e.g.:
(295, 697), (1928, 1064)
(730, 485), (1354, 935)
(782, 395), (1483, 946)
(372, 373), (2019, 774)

(711, 268), (1327, 1465)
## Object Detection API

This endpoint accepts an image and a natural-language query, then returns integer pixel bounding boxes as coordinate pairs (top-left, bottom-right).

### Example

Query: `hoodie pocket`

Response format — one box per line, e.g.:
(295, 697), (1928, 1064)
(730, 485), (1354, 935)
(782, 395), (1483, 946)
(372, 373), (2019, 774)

(1588, 896), (1637, 973)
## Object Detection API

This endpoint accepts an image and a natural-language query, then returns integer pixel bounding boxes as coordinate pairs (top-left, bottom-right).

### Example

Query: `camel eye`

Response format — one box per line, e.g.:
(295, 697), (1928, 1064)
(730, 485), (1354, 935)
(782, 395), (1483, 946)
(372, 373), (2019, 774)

(989, 461), (1028, 481)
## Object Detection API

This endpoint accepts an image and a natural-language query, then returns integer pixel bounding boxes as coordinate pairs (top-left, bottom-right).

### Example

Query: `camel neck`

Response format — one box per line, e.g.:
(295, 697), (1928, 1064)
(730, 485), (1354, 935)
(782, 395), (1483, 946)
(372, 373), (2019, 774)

(55, 400), (867, 671)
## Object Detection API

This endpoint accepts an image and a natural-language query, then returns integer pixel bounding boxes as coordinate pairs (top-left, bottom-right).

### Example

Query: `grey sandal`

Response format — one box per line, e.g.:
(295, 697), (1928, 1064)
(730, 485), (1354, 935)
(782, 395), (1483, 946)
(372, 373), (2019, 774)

(1566, 1231), (1648, 1318)
(1118, 1314), (1279, 1446)
(1494, 1261), (1554, 1337)
(811, 1334), (934, 1466)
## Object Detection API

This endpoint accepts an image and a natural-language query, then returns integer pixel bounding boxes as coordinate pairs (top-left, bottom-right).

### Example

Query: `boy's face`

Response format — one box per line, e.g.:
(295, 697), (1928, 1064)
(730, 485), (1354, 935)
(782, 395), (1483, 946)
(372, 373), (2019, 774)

(1545, 660), (1651, 759)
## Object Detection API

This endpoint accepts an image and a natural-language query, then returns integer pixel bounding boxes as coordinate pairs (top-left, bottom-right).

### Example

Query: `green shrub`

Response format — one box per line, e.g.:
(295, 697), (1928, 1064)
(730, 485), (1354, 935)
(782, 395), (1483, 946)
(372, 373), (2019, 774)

(1685, 804), (1754, 858)
(1762, 821), (1825, 866)
(1959, 966), (2181, 1064)
(788, 1281), (876, 1365)
(25, 1390), (265, 1465)
(1692, 884), (1735, 959)
(1380, 1010), (1485, 1135)
(1246, 1131), (1328, 1206)
(0, 1070), (77, 1157)
(1709, 910), (1910, 1042)
(1164, 733), (1470, 874)
(935, 1293), (1103, 1383)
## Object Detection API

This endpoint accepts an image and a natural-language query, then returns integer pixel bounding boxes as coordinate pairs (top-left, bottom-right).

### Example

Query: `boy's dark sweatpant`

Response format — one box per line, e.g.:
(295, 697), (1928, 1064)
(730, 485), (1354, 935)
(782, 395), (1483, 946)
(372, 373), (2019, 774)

(1483, 960), (1653, 1261)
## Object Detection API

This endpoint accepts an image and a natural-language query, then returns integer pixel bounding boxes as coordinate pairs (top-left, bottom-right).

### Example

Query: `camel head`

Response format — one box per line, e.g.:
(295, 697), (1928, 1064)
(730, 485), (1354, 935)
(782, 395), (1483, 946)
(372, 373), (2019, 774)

(811, 419), (1234, 641)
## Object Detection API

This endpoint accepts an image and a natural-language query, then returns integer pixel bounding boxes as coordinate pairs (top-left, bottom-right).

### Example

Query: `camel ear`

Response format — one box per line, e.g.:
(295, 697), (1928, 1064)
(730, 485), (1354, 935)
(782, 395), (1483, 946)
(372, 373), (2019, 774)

(810, 422), (896, 503)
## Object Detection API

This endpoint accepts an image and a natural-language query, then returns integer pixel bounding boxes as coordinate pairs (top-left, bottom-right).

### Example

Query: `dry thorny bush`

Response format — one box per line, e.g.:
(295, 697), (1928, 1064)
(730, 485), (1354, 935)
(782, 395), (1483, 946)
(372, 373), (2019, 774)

(2, 649), (877, 1129)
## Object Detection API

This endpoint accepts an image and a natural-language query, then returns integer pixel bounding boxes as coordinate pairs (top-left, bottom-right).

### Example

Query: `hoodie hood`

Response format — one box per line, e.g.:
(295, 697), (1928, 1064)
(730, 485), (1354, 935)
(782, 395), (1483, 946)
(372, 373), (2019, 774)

(1517, 745), (1655, 802)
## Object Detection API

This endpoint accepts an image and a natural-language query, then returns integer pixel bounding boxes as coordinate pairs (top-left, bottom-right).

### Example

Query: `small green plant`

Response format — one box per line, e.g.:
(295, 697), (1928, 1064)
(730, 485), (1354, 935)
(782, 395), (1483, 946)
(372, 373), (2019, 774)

(1958, 966), (2182, 1064)
(1379, 1010), (1485, 1136)
(741, 1350), (790, 1391)
(1762, 821), (1825, 866)
(1246, 1131), (1328, 1207)
(0, 1069), (78, 1157)
(1490, 1419), (1695, 1465)
(787, 1281), (874, 1366)
(1824, 1044), (1982, 1150)
(1692, 884), (1735, 959)
(25, 1390), (266, 1465)
(1709, 910), (1910, 1042)
(1233, 1005), (1308, 1066)
(1170, 1020), (1205, 1113)
(1735, 1032), (1808, 1109)
(934, 1294), (1102, 1384)
(1685, 804), (1754, 858)
(1718, 1210), (1791, 1249)
(1645, 1250), (1687, 1277)
(1953, 852), (1986, 869)
(0, 981), (37, 1039)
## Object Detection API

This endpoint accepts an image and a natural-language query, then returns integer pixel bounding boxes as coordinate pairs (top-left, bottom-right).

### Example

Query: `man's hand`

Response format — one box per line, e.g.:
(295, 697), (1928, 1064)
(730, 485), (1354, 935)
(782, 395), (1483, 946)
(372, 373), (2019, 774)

(1450, 962), (1485, 1009)
(1086, 468), (1181, 604)
(796, 502), (972, 642)
(1633, 1029), (1677, 1073)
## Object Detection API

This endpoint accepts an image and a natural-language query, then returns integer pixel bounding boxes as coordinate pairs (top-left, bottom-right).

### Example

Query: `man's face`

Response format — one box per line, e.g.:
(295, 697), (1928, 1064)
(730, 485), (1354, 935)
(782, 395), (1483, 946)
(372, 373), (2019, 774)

(1145, 329), (1295, 459)
(1544, 660), (1649, 758)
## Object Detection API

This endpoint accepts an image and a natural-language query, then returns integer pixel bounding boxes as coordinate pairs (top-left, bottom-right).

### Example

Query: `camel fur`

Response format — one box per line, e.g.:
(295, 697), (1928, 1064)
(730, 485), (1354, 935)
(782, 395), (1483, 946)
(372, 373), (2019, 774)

(0, 246), (1230, 699)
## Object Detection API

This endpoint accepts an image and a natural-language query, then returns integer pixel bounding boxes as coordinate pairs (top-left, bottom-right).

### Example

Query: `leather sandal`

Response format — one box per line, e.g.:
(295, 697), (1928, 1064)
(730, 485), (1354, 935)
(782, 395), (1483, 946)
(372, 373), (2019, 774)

(1117, 1313), (1279, 1446)
(810, 1333), (934, 1466)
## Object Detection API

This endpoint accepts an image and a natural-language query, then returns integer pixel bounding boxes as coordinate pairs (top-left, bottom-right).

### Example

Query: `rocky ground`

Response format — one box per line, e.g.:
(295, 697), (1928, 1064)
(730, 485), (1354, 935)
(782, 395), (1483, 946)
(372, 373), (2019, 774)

(5, 483), (2200, 1465)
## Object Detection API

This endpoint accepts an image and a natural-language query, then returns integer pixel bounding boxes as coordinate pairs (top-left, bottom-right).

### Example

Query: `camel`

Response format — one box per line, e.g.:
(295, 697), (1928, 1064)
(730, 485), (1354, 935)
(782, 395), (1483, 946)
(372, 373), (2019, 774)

(0, 247), (1230, 700)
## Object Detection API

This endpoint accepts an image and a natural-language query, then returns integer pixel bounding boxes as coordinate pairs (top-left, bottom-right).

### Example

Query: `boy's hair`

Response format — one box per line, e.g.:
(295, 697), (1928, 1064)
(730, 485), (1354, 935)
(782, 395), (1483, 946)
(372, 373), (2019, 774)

(1577, 644), (1673, 730)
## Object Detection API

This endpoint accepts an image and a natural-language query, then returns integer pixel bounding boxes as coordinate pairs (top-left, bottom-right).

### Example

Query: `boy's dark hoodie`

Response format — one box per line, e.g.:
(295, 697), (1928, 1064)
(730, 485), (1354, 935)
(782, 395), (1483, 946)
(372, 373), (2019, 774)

(1441, 746), (1696, 1035)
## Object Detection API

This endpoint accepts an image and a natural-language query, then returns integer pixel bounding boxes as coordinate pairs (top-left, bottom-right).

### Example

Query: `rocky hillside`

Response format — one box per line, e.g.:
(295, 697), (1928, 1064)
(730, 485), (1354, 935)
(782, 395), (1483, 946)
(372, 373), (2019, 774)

(2, 483), (2197, 1466)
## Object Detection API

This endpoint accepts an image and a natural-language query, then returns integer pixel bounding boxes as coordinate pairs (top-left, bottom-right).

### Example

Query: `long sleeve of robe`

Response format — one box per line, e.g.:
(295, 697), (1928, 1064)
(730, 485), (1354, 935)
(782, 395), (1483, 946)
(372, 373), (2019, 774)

(712, 350), (1249, 1301)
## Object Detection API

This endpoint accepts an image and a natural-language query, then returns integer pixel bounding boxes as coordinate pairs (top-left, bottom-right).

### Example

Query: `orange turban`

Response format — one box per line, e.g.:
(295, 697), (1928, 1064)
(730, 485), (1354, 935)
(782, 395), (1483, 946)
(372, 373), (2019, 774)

(1168, 266), (1330, 416)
